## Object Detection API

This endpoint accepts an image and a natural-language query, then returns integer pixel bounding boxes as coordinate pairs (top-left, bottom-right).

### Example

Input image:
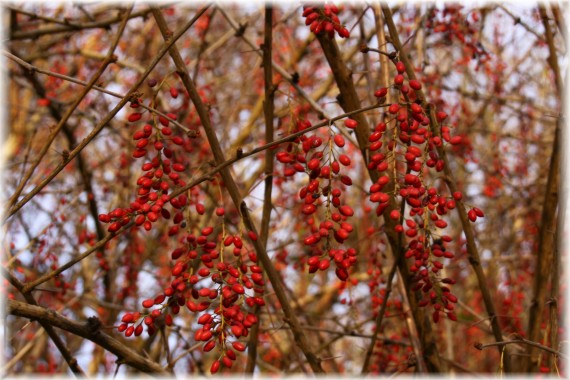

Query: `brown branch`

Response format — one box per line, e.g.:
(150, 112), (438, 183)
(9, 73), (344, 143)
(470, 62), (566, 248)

(9, 8), (154, 40)
(496, 5), (547, 43)
(525, 6), (562, 372)
(20, 103), (381, 296)
(165, 103), (384, 204)
(6, 299), (168, 374)
(246, 5), (274, 374)
(5, 271), (85, 376)
(475, 336), (568, 360)
(150, 6), (325, 374)
(4, 5), (210, 223)
(361, 254), (399, 373)
(3, 50), (190, 133)
(15, 54), (114, 310)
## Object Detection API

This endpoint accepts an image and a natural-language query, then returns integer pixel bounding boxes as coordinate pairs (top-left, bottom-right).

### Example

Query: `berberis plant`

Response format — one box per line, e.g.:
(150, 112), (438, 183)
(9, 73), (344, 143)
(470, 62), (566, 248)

(3, 2), (564, 376)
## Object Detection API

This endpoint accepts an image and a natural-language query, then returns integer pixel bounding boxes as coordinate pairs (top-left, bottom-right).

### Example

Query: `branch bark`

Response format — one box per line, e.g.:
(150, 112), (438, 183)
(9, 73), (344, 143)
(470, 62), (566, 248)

(6, 299), (168, 374)
(245, 5), (274, 374)
(525, 6), (562, 372)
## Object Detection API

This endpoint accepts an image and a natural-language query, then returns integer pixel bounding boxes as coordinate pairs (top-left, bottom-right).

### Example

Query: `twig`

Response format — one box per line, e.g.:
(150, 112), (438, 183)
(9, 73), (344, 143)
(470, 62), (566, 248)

(525, 5), (562, 372)
(315, 12), (439, 373)
(6, 6), (133, 216)
(245, 5), (274, 374)
(496, 4), (547, 43)
(361, 257), (400, 373)
(5, 271), (86, 376)
(6, 299), (168, 374)
(4, 51), (190, 132)
(475, 336), (568, 360)
(9, 8), (154, 40)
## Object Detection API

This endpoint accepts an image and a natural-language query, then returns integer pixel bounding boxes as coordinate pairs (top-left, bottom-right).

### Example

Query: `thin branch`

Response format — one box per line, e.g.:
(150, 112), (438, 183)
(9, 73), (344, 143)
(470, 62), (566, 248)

(475, 336), (568, 360)
(246, 5), (274, 374)
(315, 13), (440, 373)
(5, 272), (86, 376)
(361, 256), (399, 373)
(496, 4), (547, 43)
(20, 221), (131, 294)
(525, 5), (562, 372)
(6, 6), (133, 215)
(9, 8), (154, 40)
(6, 299), (168, 374)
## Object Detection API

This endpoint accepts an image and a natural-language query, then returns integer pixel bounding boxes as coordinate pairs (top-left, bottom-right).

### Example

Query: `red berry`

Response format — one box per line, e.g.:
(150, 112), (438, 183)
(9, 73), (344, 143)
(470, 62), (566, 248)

(232, 341), (246, 351)
(374, 87), (388, 98)
(473, 207), (484, 217)
(388, 104), (400, 114)
(396, 61), (405, 73)
(409, 80), (422, 90)
(333, 134), (345, 147)
(128, 113), (142, 123)
(338, 27), (350, 38)
(339, 205), (354, 217)
(210, 360), (220, 374)
(338, 154), (351, 166)
(389, 210), (400, 220)
(394, 74), (404, 86)
(344, 119), (358, 129)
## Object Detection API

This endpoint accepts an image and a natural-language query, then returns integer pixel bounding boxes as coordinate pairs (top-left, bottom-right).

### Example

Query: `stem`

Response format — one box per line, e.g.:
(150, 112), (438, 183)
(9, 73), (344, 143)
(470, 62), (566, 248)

(525, 6), (562, 372)
(245, 5), (274, 374)
(6, 298), (168, 374)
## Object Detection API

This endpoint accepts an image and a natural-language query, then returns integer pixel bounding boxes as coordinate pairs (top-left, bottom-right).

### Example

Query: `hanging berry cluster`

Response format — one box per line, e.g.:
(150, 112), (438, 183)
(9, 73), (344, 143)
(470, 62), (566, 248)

(96, 77), (263, 372)
(366, 57), (487, 322)
(276, 119), (358, 281)
(302, 3), (350, 39)
(117, 220), (263, 372)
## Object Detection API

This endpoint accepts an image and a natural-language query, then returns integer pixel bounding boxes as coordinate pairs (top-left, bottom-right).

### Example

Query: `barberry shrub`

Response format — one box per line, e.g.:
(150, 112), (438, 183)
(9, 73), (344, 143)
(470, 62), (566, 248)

(4, 2), (564, 376)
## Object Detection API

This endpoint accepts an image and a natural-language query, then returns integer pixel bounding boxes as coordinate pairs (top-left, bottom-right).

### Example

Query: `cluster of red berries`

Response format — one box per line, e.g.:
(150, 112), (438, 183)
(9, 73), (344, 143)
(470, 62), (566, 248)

(100, 80), (266, 372)
(366, 58), (486, 322)
(276, 119), (358, 281)
(118, 219), (263, 369)
(302, 3), (350, 39)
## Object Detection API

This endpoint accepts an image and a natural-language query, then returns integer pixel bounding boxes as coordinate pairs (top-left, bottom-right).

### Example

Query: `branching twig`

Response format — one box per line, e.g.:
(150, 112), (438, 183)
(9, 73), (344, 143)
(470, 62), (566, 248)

(475, 336), (568, 360)
(6, 299), (168, 374)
